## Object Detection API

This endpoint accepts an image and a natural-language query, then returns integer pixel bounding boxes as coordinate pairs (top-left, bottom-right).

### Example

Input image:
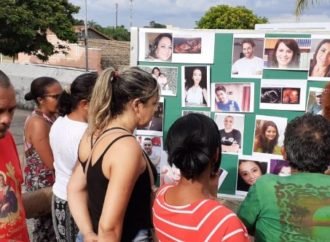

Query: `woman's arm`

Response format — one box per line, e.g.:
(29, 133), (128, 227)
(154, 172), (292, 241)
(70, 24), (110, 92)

(202, 88), (208, 105)
(67, 162), (97, 242)
(98, 139), (143, 242)
(27, 116), (54, 169)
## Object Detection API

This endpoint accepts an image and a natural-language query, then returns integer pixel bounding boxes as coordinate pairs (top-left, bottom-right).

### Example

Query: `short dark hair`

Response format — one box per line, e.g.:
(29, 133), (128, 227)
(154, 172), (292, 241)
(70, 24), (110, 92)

(215, 85), (226, 93)
(24, 77), (60, 105)
(0, 70), (11, 88)
(284, 113), (330, 172)
(272, 39), (300, 67)
(166, 113), (221, 180)
(241, 39), (255, 48)
(58, 72), (98, 116)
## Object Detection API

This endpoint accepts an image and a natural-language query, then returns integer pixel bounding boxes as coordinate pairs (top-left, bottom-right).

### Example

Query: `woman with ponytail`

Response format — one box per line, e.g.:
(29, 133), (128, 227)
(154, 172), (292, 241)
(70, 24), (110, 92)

(49, 72), (97, 241)
(23, 76), (62, 241)
(152, 113), (249, 242)
(68, 67), (159, 242)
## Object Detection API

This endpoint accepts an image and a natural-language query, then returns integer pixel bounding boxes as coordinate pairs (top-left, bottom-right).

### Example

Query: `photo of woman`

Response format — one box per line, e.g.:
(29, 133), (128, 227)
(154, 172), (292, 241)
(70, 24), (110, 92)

(146, 33), (173, 61)
(182, 66), (210, 107)
(236, 158), (268, 194)
(309, 38), (330, 78)
(253, 115), (287, 156)
(264, 38), (311, 70)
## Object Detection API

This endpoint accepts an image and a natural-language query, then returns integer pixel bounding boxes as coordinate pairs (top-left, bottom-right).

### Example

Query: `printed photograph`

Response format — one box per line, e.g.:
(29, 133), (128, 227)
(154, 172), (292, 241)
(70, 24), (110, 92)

(214, 113), (245, 154)
(136, 135), (163, 175)
(269, 159), (291, 176)
(182, 65), (210, 107)
(236, 155), (269, 196)
(211, 82), (254, 113)
(171, 30), (215, 63)
(173, 37), (202, 54)
(136, 98), (164, 136)
(263, 38), (311, 70)
(231, 34), (265, 78)
(308, 36), (330, 80)
(253, 115), (287, 156)
(260, 79), (307, 111)
(306, 87), (324, 114)
(139, 65), (178, 96)
(138, 29), (173, 62)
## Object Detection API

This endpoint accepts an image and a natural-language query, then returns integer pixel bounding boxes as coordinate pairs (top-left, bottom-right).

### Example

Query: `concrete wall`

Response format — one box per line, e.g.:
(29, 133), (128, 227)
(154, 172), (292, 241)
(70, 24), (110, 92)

(0, 63), (86, 109)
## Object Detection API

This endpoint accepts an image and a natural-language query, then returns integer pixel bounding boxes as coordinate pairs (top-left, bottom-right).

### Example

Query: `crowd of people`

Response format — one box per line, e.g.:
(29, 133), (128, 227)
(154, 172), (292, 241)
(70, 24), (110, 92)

(1, 64), (330, 242)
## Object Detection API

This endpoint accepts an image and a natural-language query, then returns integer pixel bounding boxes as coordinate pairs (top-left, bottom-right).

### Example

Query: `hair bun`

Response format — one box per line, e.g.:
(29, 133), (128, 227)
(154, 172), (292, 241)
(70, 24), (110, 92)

(24, 92), (34, 101)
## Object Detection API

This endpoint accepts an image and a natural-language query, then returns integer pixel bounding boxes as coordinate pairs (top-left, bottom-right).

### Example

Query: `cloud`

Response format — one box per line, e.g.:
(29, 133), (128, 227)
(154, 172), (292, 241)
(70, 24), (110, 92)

(69, 0), (330, 29)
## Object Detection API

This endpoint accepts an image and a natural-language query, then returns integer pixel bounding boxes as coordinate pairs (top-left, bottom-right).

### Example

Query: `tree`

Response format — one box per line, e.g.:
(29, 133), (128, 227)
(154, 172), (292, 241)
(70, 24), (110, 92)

(145, 21), (167, 28)
(0, 0), (79, 61)
(295, 0), (319, 15)
(101, 26), (130, 41)
(196, 5), (267, 29)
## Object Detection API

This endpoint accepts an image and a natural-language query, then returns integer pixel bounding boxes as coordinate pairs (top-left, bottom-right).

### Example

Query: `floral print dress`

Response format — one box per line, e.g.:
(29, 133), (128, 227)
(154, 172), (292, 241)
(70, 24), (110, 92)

(24, 110), (56, 241)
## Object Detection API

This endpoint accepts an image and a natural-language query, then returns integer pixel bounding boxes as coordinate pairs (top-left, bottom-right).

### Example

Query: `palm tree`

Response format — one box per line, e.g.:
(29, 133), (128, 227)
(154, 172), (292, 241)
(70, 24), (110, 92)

(295, 0), (319, 16)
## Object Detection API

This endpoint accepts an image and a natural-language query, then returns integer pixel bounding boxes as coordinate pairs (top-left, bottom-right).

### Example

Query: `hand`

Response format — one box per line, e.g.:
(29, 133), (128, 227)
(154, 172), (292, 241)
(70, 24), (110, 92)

(84, 232), (98, 242)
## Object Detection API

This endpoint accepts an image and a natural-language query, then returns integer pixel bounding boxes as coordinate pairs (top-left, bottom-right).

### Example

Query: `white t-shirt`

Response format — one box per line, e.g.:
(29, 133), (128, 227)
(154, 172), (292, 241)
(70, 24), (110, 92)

(49, 115), (87, 200)
(232, 56), (264, 76)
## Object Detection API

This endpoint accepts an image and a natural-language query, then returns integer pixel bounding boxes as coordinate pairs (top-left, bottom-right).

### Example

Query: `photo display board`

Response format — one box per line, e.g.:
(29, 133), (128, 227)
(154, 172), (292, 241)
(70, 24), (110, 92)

(134, 28), (329, 199)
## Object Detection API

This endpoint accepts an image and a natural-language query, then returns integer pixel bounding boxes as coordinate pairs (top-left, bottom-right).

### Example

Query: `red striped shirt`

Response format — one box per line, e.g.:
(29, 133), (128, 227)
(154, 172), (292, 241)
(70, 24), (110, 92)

(153, 185), (249, 242)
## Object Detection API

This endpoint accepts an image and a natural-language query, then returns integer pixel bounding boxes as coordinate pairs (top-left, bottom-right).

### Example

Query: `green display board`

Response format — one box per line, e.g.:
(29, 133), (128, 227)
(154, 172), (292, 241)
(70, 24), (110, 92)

(135, 28), (327, 197)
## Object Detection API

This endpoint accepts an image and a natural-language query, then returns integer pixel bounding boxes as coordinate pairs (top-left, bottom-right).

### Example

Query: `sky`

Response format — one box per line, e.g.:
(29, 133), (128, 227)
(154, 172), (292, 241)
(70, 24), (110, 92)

(69, 0), (330, 29)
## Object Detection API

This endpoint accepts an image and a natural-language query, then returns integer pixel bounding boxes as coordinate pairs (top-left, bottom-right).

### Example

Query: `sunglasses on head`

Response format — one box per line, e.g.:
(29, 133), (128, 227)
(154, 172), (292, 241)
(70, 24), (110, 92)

(44, 93), (62, 100)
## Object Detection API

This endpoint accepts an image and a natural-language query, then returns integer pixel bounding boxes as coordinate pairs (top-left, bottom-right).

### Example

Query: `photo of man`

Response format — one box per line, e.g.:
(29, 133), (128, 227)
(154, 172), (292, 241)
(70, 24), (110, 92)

(219, 115), (242, 153)
(306, 88), (323, 114)
(215, 85), (240, 112)
(142, 137), (161, 173)
(232, 37), (264, 78)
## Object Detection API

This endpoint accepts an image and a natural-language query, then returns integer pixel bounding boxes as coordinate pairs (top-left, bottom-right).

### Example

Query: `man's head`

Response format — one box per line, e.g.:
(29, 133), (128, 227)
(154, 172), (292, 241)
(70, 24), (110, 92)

(143, 137), (153, 155)
(0, 71), (16, 139)
(315, 91), (322, 105)
(284, 113), (330, 173)
(215, 85), (227, 103)
(224, 115), (234, 131)
(241, 39), (255, 59)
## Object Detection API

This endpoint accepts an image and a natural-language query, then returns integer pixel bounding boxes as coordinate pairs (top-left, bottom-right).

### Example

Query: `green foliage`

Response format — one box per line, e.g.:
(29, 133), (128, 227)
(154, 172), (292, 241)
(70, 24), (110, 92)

(196, 5), (268, 29)
(0, 0), (79, 61)
(295, 0), (319, 15)
(145, 21), (167, 28)
(98, 25), (129, 41)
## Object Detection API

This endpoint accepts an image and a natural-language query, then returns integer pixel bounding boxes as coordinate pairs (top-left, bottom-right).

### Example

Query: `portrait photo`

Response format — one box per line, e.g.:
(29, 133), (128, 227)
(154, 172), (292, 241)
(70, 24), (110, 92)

(136, 97), (164, 136)
(211, 82), (254, 113)
(263, 38), (311, 70)
(139, 65), (178, 96)
(306, 86), (324, 114)
(236, 155), (269, 196)
(231, 34), (265, 78)
(269, 159), (291, 177)
(136, 135), (163, 175)
(171, 30), (215, 63)
(182, 65), (210, 107)
(308, 36), (330, 80)
(260, 79), (307, 111)
(138, 29), (173, 62)
(214, 113), (245, 154)
(253, 115), (287, 157)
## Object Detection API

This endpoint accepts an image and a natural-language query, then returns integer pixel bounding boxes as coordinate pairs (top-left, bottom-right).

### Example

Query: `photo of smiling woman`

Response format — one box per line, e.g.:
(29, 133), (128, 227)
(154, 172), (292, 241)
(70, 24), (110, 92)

(146, 33), (173, 62)
(183, 66), (209, 107)
(253, 115), (288, 156)
(236, 158), (268, 193)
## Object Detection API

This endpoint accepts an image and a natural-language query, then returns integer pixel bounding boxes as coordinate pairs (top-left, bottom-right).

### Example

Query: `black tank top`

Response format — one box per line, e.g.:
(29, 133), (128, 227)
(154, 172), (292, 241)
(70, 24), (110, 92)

(79, 129), (156, 241)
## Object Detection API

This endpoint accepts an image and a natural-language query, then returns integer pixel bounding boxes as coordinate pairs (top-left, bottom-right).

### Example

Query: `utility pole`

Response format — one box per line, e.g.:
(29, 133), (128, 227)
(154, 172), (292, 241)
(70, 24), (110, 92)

(129, 0), (133, 28)
(84, 0), (89, 72)
(115, 3), (118, 28)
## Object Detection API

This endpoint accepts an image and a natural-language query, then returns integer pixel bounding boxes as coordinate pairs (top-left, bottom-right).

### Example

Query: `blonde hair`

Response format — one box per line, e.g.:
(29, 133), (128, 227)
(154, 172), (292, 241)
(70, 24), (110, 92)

(88, 67), (159, 134)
